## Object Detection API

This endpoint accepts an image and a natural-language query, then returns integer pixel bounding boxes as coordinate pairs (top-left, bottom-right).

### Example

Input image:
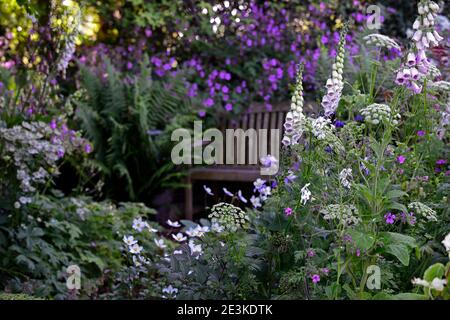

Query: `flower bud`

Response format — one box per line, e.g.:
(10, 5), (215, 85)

(429, 1), (439, 12)
(418, 5), (424, 15)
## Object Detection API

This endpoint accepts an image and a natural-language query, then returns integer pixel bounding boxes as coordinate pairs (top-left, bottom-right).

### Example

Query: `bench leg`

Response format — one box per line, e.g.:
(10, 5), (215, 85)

(185, 175), (193, 220)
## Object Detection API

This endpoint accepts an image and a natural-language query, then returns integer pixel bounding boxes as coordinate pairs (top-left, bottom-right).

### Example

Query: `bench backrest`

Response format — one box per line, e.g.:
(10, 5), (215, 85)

(217, 102), (290, 166)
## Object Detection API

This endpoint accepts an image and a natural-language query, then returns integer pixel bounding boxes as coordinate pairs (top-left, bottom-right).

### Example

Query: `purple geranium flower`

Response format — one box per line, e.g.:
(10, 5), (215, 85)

(384, 212), (396, 224)
(397, 155), (406, 164)
(311, 274), (320, 283)
(284, 207), (293, 216)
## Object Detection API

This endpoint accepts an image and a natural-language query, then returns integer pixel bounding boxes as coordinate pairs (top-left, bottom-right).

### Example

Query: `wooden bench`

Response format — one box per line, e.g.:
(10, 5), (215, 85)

(184, 102), (290, 219)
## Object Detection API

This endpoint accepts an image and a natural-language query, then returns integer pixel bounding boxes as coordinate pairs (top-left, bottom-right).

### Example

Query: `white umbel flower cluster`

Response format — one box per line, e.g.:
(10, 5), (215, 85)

(360, 103), (400, 125)
(320, 204), (361, 226)
(321, 24), (348, 117)
(283, 65), (307, 147)
(429, 81), (450, 92)
(363, 34), (401, 51)
(408, 202), (437, 222)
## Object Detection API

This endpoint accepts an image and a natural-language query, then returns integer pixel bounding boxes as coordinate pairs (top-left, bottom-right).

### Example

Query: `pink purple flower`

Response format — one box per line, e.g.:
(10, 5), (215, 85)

(397, 155), (406, 164)
(384, 212), (396, 224)
(311, 274), (320, 283)
(284, 207), (293, 216)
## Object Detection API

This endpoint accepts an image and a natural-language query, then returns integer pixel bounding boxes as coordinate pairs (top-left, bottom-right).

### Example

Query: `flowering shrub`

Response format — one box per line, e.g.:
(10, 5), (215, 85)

(0, 0), (449, 301)
(119, 204), (262, 299)
(0, 193), (158, 299)
(137, 1), (449, 300)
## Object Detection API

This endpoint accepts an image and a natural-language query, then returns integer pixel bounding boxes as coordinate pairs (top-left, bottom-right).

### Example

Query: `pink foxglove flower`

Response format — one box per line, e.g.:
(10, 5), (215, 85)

(321, 24), (348, 117)
(396, 0), (443, 94)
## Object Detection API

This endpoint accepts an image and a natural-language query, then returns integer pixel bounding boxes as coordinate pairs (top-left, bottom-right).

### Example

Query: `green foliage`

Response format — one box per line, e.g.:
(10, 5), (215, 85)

(0, 193), (157, 299)
(74, 57), (194, 201)
(0, 292), (44, 300)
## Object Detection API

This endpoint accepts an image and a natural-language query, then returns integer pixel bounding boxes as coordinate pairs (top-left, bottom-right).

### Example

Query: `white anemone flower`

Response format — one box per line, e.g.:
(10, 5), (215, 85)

(203, 185), (214, 196)
(166, 219), (181, 228)
(162, 285), (178, 296)
(188, 240), (202, 256)
(123, 235), (137, 246)
(171, 232), (187, 242)
(129, 243), (143, 254)
(223, 187), (234, 197)
(237, 190), (248, 203)
(154, 238), (167, 249)
(250, 195), (262, 208)
(300, 183), (312, 205)
(132, 217), (147, 232)
(442, 233), (450, 253)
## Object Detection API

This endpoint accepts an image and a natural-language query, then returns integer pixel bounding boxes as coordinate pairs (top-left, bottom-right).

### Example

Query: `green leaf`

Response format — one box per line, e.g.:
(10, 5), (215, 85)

(372, 292), (393, 300)
(385, 189), (408, 199)
(423, 263), (446, 283)
(379, 232), (417, 249)
(387, 202), (408, 213)
(391, 293), (428, 300)
(385, 244), (410, 266)
(347, 229), (375, 251)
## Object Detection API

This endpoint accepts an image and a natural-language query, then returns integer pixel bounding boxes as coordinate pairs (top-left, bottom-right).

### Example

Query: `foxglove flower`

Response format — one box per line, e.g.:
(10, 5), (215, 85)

(321, 24), (348, 117)
(396, 1), (443, 93)
(283, 64), (306, 146)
